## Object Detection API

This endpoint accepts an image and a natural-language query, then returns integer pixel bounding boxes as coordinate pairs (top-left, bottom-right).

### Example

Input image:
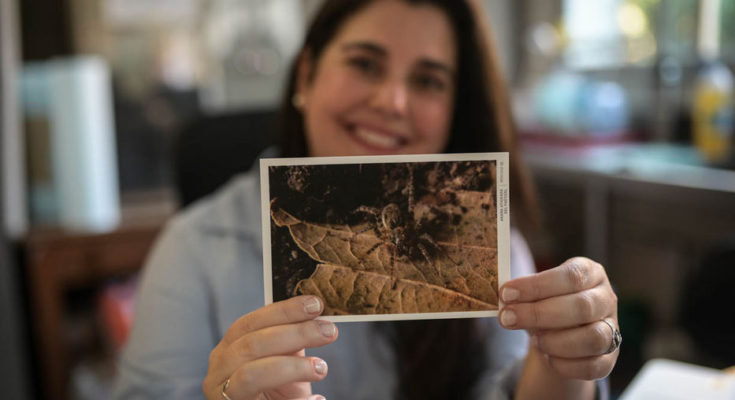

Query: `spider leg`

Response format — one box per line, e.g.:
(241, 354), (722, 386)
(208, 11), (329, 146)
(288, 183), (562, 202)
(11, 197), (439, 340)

(417, 242), (442, 278)
(364, 241), (382, 256)
(407, 164), (415, 215)
(417, 242), (433, 265)
(354, 224), (379, 236)
(390, 239), (399, 289)
(420, 233), (460, 266)
(352, 205), (382, 235)
(346, 206), (387, 270)
(354, 205), (380, 216)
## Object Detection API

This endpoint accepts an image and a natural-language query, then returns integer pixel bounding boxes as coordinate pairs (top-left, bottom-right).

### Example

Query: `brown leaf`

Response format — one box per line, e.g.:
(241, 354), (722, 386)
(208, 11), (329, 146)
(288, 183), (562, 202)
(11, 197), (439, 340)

(294, 264), (496, 315)
(271, 187), (499, 315)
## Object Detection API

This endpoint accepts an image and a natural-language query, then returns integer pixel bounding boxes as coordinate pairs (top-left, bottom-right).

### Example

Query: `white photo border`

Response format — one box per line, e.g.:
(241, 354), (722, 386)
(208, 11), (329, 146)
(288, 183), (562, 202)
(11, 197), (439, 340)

(260, 152), (510, 322)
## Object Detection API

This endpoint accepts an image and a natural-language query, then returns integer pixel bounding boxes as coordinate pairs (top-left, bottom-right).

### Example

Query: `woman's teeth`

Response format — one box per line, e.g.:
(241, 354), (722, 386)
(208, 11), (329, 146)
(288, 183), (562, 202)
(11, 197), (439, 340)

(354, 127), (402, 149)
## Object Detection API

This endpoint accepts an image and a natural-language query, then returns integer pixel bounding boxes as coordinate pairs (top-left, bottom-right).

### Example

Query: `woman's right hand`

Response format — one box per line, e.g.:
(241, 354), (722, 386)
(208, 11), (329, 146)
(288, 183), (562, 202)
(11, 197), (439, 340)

(203, 296), (338, 400)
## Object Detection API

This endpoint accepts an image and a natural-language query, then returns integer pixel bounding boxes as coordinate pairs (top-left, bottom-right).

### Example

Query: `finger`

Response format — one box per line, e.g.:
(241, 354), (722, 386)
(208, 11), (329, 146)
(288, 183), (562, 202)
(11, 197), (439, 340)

(547, 353), (618, 381)
(223, 319), (338, 370)
(223, 296), (323, 345)
(499, 286), (615, 330)
(500, 257), (606, 304)
(533, 319), (618, 358)
(208, 372), (314, 400)
(225, 356), (328, 399)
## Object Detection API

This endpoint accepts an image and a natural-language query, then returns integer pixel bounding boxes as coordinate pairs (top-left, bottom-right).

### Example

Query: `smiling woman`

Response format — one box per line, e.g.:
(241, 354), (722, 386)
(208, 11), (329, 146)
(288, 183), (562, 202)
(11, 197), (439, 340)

(295, 1), (457, 157)
(115, 1), (618, 400)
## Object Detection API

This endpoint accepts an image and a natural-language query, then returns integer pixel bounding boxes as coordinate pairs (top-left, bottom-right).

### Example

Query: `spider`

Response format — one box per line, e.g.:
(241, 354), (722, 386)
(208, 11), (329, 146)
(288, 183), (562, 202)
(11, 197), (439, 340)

(353, 164), (460, 288)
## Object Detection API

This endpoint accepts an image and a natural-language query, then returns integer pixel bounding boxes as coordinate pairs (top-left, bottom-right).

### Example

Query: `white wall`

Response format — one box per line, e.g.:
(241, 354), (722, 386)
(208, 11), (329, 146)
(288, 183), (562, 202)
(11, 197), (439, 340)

(484, 0), (516, 80)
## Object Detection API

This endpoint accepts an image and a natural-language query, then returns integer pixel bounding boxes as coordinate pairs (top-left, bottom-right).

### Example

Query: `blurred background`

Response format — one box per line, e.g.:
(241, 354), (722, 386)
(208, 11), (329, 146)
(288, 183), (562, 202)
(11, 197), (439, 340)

(1, 0), (734, 399)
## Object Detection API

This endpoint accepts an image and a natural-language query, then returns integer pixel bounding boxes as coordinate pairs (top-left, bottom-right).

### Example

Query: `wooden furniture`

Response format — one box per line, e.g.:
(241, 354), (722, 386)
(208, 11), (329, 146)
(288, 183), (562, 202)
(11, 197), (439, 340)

(24, 193), (173, 400)
(523, 143), (735, 317)
(523, 142), (735, 392)
(523, 142), (735, 268)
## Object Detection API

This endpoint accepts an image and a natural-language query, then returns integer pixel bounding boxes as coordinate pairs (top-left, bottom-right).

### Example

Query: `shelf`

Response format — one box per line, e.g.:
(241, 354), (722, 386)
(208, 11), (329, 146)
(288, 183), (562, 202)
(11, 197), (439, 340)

(23, 191), (173, 400)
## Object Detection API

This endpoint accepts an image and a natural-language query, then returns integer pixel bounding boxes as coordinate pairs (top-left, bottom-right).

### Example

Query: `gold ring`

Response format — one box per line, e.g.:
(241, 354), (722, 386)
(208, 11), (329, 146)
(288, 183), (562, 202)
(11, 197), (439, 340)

(221, 377), (233, 400)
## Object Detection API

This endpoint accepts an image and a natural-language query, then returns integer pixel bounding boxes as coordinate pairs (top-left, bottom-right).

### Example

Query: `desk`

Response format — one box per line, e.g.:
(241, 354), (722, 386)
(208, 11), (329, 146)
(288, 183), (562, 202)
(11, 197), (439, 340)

(619, 358), (735, 400)
(523, 142), (735, 265)
(522, 142), (735, 391)
(24, 193), (173, 400)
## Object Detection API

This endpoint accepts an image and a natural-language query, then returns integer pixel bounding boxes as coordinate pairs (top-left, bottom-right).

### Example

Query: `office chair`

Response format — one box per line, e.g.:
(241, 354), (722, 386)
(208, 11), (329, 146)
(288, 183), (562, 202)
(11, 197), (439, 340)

(173, 109), (277, 207)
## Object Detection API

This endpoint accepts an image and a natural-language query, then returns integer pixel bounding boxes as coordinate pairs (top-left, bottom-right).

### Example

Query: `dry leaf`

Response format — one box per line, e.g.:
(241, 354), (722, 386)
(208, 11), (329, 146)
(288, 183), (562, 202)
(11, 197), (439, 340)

(271, 187), (498, 315)
(294, 264), (495, 315)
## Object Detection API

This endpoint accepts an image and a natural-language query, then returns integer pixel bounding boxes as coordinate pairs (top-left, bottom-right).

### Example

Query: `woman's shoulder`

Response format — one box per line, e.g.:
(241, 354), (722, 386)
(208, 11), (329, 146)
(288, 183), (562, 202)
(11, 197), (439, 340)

(137, 167), (267, 329)
(167, 168), (263, 244)
(168, 147), (280, 243)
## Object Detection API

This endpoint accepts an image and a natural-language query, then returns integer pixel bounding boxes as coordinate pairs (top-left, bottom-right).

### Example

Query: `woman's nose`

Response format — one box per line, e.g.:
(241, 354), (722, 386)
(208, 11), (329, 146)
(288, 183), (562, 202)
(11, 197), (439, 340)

(370, 79), (408, 117)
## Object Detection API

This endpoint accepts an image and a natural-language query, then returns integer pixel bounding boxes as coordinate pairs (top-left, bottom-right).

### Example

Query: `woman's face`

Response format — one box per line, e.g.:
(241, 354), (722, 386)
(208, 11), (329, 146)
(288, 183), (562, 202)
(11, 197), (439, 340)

(298, 0), (457, 157)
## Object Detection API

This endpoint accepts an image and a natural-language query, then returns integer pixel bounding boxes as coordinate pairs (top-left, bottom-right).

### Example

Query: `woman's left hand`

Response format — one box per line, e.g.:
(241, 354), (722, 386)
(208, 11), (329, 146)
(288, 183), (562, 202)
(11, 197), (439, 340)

(499, 257), (620, 381)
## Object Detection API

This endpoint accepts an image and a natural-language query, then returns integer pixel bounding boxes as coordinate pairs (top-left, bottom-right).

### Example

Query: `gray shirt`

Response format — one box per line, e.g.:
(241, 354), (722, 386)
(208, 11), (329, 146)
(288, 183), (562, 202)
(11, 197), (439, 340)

(114, 165), (607, 400)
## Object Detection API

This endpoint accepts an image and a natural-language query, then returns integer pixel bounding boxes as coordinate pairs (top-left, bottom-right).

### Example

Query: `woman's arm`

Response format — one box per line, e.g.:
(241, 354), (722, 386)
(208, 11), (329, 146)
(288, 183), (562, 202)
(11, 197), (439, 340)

(114, 219), (219, 399)
(115, 214), (339, 400)
(515, 346), (597, 400)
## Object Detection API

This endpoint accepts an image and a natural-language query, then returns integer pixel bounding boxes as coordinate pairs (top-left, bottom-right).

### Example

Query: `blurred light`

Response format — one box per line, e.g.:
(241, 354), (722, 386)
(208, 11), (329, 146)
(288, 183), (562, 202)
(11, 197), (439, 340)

(627, 31), (657, 63)
(527, 22), (562, 57)
(658, 55), (683, 86)
(617, 2), (648, 38)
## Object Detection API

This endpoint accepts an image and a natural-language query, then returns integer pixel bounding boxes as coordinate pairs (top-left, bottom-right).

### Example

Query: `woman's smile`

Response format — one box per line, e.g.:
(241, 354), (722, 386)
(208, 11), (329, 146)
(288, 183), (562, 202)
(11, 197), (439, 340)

(344, 121), (410, 152)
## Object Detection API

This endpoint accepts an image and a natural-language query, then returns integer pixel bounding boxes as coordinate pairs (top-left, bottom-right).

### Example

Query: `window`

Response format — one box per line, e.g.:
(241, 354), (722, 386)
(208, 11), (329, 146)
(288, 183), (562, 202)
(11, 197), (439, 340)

(563, 0), (699, 69)
(721, 0), (735, 60)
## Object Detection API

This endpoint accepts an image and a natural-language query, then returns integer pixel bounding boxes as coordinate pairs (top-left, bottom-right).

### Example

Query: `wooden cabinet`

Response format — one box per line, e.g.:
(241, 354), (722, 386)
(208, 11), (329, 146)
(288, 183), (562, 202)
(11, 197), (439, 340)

(523, 143), (735, 392)
(524, 144), (735, 319)
(24, 196), (172, 400)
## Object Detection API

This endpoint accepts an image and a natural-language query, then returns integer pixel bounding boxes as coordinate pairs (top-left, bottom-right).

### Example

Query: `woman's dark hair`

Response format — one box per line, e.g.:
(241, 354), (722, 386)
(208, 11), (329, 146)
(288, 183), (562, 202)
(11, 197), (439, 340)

(276, 1), (539, 399)
(278, 0), (537, 230)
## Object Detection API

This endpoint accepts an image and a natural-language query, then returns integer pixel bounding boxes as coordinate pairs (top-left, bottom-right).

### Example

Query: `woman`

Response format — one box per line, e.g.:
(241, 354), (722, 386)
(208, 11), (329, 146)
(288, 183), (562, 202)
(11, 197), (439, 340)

(115, 1), (619, 399)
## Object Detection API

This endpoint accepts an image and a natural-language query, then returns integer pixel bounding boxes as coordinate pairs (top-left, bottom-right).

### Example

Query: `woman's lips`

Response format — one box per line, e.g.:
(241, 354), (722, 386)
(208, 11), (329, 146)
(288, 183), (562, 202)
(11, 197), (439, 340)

(349, 124), (407, 151)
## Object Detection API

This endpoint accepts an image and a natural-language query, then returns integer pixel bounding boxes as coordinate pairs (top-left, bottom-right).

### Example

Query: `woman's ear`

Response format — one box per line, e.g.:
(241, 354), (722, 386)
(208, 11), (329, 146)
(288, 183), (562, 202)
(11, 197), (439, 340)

(295, 49), (314, 105)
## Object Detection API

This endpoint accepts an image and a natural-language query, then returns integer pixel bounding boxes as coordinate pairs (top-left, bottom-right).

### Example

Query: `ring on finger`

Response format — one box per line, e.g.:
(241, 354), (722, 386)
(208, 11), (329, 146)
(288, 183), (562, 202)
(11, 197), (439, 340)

(601, 318), (622, 354)
(221, 377), (233, 400)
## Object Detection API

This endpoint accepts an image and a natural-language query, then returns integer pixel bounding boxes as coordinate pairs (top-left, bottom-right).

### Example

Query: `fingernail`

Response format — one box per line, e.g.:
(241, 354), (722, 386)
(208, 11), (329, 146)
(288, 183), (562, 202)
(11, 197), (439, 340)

(313, 359), (328, 375)
(304, 297), (322, 314)
(318, 320), (336, 337)
(501, 309), (517, 327)
(312, 396), (326, 400)
(502, 287), (519, 302)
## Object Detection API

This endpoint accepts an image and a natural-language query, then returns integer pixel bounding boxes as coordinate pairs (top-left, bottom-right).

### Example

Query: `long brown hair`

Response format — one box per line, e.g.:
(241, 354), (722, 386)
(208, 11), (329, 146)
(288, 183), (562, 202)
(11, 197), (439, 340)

(276, 1), (538, 398)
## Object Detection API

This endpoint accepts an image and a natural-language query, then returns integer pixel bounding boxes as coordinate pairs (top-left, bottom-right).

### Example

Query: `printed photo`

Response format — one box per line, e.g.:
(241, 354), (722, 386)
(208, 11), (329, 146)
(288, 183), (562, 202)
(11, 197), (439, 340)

(261, 153), (510, 322)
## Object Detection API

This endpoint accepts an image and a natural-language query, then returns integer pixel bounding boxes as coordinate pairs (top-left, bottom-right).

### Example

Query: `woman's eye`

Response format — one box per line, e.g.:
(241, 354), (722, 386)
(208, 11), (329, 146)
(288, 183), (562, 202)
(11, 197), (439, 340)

(412, 73), (447, 92)
(347, 56), (381, 77)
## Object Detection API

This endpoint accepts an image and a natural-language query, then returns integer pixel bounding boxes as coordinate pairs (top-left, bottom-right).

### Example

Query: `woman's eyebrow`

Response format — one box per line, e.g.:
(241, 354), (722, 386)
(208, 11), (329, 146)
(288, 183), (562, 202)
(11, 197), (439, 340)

(341, 41), (455, 76)
(341, 41), (386, 56)
(417, 59), (455, 77)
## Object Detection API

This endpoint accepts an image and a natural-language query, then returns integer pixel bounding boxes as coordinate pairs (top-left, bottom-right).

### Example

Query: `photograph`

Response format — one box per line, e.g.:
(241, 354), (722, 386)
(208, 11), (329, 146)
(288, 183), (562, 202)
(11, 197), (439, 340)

(261, 153), (510, 322)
